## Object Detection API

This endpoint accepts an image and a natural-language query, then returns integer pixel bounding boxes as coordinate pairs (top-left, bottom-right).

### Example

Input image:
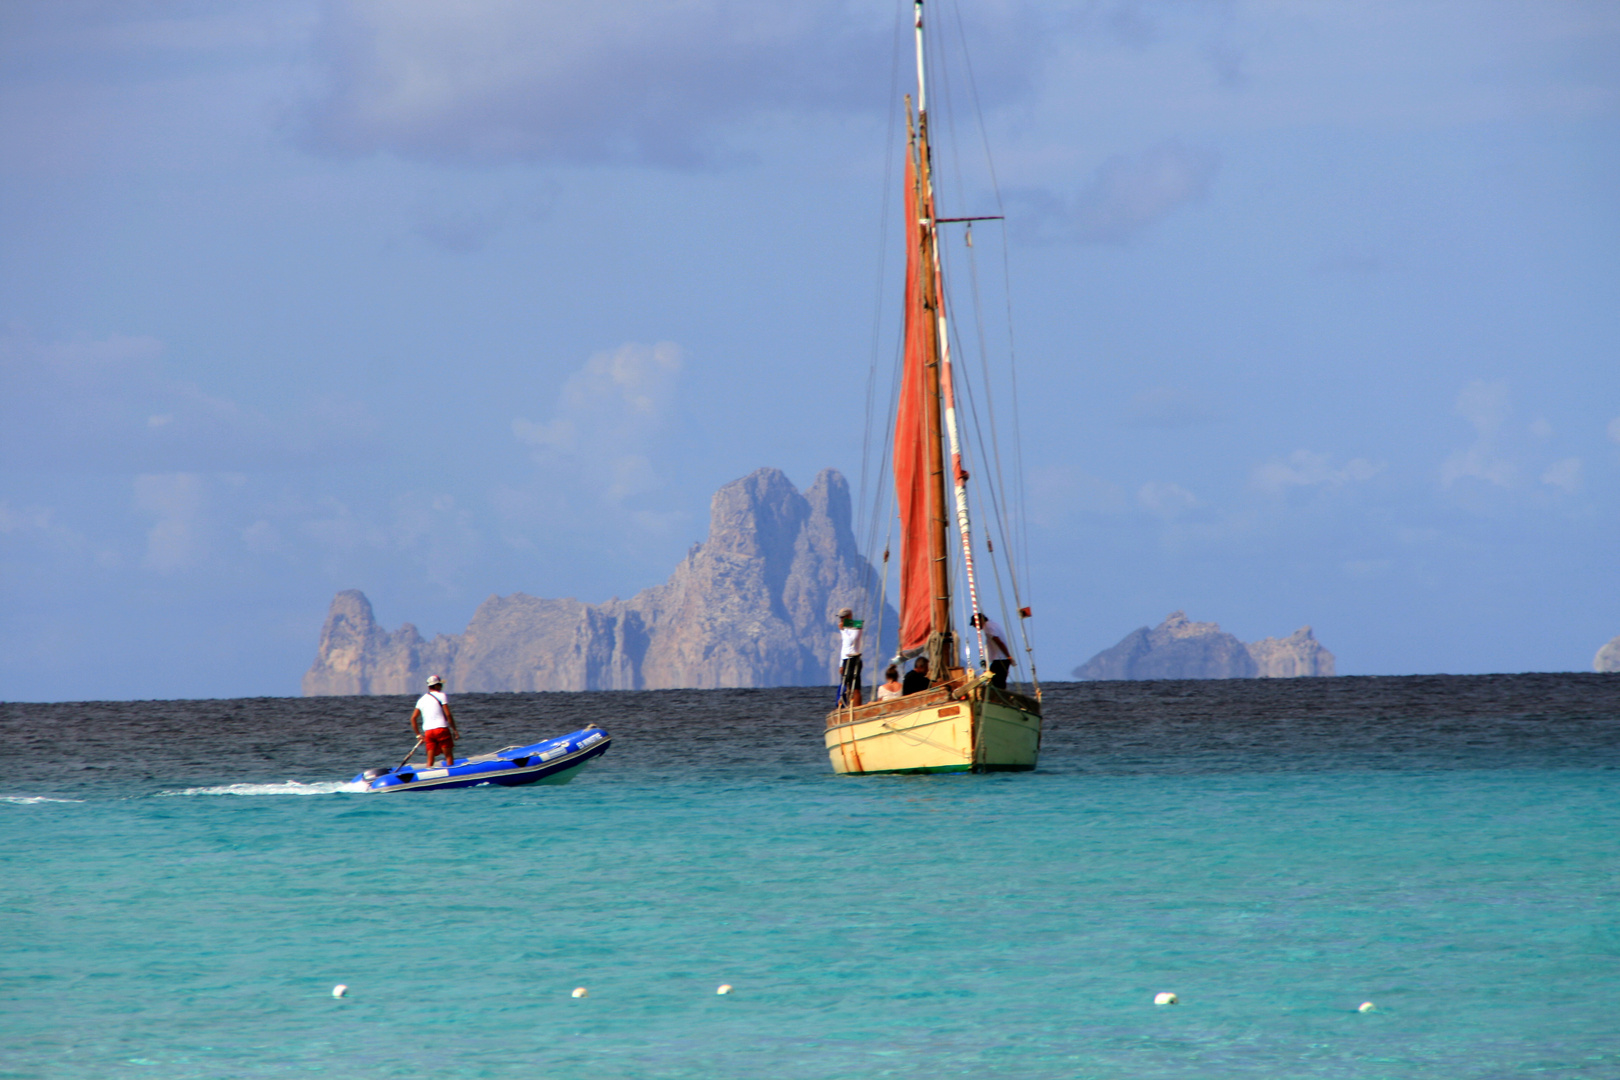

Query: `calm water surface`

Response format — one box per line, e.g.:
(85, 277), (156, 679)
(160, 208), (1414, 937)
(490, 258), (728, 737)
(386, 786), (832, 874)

(2, 675), (1617, 1078)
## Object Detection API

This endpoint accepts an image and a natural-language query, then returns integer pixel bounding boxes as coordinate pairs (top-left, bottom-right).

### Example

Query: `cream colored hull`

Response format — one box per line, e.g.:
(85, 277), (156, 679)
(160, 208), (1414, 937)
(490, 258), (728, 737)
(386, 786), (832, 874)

(824, 688), (1040, 775)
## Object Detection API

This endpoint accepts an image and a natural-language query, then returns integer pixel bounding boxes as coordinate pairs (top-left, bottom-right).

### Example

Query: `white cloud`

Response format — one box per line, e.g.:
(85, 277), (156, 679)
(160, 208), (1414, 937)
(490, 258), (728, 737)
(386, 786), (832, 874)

(0, 502), (55, 535)
(1441, 380), (1517, 487)
(0, 326), (378, 472)
(1012, 141), (1220, 244)
(513, 341), (683, 505)
(1137, 480), (1200, 519)
(1252, 450), (1382, 496)
(134, 472), (207, 572)
(1124, 385), (1219, 427)
(1540, 456), (1582, 494)
(1026, 464), (1126, 523)
(242, 519), (281, 554)
(409, 188), (524, 252)
(390, 491), (483, 592)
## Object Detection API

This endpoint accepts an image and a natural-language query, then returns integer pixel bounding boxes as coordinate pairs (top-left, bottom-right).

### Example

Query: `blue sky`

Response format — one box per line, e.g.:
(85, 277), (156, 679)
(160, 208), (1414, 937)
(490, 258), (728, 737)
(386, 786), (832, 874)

(2, 1), (1617, 701)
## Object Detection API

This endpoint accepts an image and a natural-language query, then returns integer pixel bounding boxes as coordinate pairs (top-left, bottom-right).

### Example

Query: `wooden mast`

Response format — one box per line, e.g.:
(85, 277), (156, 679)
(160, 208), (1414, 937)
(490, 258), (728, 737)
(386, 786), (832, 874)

(822, 0), (1043, 775)
(912, 0), (956, 675)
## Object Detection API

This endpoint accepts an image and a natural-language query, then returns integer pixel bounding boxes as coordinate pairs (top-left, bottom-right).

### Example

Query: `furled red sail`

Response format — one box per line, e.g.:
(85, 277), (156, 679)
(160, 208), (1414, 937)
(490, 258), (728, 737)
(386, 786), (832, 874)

(894, 147), (934, 654)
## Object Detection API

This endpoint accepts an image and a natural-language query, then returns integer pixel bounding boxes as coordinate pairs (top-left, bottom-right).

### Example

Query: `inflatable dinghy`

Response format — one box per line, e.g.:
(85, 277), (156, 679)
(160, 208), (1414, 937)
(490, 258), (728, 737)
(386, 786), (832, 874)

(353, 726), (610, 793)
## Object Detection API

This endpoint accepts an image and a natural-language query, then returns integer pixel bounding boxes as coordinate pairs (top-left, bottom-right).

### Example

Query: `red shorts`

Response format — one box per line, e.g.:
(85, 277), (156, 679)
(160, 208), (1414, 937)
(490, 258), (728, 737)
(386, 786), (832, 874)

(423, 728), (454, 756)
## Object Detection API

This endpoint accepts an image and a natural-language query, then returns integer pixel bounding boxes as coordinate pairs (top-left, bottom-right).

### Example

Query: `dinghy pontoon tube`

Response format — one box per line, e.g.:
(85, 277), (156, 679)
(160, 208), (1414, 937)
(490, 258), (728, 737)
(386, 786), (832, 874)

(354, 726), (610, 793)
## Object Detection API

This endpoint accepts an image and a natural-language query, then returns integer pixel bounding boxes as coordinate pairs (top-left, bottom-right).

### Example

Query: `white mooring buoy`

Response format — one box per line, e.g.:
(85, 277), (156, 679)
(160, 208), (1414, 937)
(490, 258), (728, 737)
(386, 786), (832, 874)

(1358, 1001), (1376, 1013)
(571, 987), (588, 999)
(332, 984), (348, 999)
(717, 984), (733, 995)
(1154, 992), (1178, 1006)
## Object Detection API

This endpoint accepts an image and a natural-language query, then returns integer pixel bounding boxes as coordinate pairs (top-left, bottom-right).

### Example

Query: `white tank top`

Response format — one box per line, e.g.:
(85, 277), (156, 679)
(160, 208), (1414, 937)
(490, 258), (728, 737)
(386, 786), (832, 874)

(416, 691), (449, 730)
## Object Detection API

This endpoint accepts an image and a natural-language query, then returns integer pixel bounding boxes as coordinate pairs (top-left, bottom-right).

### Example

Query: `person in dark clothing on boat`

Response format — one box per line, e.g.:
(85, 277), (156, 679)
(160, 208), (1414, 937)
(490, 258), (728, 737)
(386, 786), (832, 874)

(902, 657), (931, 695)
(971, 612), (1014, 689)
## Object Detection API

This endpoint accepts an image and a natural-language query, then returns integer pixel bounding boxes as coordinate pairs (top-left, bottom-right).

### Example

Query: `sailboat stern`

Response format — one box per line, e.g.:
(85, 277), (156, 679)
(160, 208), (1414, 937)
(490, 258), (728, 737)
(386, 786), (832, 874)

(973, 696), (1041, 771)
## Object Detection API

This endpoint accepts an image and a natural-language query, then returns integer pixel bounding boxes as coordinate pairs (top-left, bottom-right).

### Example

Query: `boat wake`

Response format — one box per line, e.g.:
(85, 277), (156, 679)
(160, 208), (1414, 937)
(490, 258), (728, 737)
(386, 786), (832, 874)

(157, 780), (366, 798)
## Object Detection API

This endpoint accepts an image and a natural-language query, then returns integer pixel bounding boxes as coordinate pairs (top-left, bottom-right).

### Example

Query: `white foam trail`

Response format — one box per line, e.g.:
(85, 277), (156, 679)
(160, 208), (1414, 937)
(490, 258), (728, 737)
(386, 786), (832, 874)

(157, 780), (365, 797)
(0, 795), (86, 805)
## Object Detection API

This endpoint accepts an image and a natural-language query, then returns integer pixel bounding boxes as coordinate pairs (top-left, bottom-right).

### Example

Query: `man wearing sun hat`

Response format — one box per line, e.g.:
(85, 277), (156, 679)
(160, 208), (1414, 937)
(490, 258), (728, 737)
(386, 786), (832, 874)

(409, 675), (459, 768)
(836, 607), (864, 707)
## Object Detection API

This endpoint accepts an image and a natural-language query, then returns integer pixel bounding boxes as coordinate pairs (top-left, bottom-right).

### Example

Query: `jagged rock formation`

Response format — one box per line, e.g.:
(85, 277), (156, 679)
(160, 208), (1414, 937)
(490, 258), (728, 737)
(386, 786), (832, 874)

(303, 468), (894, 695)
(301, 590), (456, 695)
(1597, 635), (1620, 674)
(1247, 626), (1336, 678)
(1073, 611), (1336, 681)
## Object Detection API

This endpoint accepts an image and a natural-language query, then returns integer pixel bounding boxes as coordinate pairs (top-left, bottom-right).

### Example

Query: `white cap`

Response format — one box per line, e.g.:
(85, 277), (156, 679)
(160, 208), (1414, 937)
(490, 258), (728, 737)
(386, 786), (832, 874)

(426, 675), (444, 687)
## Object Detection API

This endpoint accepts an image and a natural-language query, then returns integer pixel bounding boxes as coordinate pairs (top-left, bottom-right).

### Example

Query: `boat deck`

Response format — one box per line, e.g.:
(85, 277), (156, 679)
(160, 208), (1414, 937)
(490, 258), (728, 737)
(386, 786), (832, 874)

(825, 674), (1040, 729)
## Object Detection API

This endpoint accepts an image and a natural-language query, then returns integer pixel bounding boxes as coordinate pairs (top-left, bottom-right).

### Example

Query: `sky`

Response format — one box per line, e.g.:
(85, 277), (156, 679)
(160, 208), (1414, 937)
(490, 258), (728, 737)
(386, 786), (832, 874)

(2, 0), (1617, 702)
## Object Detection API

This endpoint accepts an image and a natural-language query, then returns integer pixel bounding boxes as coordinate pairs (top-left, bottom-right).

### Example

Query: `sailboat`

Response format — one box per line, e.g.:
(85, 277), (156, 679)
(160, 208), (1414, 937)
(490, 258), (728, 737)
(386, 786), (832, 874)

(824, 0), (1042, 775)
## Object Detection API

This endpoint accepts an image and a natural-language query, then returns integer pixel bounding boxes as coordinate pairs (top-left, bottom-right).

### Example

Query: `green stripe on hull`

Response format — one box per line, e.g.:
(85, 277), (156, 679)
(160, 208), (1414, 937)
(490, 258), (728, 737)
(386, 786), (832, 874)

(847, 763), (973, 775)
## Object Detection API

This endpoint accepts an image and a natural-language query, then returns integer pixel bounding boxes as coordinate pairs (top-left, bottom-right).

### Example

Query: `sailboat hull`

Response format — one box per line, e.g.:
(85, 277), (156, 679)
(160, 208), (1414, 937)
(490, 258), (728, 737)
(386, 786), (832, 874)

(823, 682), (1040, 775)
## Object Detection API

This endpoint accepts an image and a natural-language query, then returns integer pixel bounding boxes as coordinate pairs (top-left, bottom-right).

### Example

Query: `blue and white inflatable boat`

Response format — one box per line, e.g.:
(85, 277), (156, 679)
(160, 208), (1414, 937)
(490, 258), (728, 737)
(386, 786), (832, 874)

(353, 726), (610, 794)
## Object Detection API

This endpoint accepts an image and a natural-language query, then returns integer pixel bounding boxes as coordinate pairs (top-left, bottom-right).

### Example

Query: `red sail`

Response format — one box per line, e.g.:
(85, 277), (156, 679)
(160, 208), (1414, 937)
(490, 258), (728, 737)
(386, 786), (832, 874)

(894, 149), (933, 654)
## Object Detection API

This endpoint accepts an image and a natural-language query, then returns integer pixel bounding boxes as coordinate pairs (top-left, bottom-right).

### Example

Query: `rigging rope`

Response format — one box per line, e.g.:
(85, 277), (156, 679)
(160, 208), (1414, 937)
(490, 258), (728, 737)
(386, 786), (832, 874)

(853, 0), (911, 679)
(944, 0), (1039, 695)
(855, 0), (1039, 695)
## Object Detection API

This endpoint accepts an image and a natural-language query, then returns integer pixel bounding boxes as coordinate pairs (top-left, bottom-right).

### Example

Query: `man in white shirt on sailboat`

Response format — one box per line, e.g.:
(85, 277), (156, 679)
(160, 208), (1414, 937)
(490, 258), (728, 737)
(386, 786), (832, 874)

(836, 608), (864, 706)
(972, 613), (1013, 689)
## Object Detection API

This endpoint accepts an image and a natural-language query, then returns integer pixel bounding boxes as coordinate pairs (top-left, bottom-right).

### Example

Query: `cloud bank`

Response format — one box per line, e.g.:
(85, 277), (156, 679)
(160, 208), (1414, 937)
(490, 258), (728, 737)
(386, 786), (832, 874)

(302, 0), (896, 166)
(0, 327), (377, 473)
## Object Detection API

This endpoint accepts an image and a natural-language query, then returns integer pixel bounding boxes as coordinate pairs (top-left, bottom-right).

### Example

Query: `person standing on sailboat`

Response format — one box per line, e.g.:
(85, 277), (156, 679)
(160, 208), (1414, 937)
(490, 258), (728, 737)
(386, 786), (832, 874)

(972, 613), (1013, 689)
(837, 608), (864, 706)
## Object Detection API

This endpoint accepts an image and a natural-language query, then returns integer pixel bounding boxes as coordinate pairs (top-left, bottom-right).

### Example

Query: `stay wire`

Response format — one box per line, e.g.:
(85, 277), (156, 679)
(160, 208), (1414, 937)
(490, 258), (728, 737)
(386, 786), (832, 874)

(961, 229), (1031, 690)
(853, 0), (911, 667)
(855, 0), (908, 598)
(947, 0), (1037, 687)
(942, 235), (1020, 688)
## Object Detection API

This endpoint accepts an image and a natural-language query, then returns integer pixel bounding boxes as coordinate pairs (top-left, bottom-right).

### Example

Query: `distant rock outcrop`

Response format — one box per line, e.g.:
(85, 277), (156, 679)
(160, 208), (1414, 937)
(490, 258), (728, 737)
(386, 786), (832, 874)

(1597, 636), (1620, 674)
(1073, 611), (1335, 681)
(1075, 611), (1256, 680)
(1247, 626), (1336, 678)
(301, 591), (457, 696)
(303, 468), (894, 695)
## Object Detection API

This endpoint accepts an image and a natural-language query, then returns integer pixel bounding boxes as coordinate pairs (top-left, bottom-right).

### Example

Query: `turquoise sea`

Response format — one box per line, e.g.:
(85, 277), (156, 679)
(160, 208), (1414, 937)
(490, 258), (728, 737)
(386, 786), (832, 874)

(3, 675), (1618, 1078)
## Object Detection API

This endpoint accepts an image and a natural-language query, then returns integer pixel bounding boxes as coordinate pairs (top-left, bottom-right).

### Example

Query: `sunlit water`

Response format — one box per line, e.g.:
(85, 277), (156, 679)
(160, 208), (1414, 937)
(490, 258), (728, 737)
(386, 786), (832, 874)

(3, 676), (1617, 1078)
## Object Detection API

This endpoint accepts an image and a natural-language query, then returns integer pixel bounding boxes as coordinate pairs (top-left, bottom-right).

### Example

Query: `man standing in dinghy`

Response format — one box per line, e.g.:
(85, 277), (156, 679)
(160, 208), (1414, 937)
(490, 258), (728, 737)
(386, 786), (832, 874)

(410, 675), (459, 768)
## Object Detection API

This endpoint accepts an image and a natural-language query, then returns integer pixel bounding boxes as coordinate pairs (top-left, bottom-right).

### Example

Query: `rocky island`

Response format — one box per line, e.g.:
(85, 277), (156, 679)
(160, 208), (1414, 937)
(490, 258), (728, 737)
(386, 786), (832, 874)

(303, 468), (894, 694)
(1074, 611), (1335, 680)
